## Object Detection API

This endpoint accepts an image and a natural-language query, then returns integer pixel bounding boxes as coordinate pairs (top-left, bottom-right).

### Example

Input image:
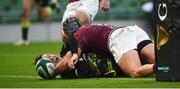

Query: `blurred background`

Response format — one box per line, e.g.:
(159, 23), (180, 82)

(0, 0), (154, 43)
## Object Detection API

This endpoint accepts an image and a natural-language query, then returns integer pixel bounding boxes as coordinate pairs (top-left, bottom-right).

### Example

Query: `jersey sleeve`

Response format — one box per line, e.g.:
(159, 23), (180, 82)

(60, 43), (70, 57)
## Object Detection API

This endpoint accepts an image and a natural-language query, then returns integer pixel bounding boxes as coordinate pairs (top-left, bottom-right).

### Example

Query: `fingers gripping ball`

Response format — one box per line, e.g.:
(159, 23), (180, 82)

(35, 58), (55, 79)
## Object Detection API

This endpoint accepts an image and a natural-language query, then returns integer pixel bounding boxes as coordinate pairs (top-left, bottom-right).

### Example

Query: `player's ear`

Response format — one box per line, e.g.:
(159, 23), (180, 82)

(34, 55), (43, 65)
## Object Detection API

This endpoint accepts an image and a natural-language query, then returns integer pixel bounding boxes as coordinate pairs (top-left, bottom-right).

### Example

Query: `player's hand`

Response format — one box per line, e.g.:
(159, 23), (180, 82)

(68, 53), (78, 69)
(100, 0), (110, 11)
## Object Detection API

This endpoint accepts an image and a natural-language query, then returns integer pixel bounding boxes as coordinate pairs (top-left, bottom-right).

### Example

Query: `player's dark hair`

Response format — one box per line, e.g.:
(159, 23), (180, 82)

(34, 55), (42, 65)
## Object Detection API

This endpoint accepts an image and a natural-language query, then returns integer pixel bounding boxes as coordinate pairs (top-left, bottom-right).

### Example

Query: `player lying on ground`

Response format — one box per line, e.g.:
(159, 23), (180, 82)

(61, 17), (155, 78)
(35, 39), (126, 78)
(34, 53), (127, 79)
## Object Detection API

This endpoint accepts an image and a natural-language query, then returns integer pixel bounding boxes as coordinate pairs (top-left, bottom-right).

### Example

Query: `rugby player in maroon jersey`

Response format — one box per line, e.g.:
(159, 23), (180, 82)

(60, 17), (155, 78)
(34, 17), (155, 78)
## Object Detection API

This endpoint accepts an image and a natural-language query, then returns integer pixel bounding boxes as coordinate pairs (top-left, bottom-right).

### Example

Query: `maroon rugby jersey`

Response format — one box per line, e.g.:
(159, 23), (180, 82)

(74, 24), (119, 56)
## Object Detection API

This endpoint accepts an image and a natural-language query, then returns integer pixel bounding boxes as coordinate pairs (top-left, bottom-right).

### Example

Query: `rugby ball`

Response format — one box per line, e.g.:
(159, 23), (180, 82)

(35, 58), (55, 79)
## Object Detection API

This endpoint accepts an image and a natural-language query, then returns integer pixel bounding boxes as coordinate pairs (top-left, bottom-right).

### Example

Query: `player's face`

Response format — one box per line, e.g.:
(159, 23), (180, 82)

(42, 54), (61, 66)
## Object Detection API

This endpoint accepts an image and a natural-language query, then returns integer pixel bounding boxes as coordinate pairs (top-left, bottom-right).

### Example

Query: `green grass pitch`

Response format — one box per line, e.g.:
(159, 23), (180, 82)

(0, 42), (180, 88)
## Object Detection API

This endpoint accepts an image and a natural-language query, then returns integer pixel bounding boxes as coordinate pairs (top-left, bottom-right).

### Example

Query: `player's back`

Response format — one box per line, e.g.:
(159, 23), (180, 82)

(74, 24), (117, 56)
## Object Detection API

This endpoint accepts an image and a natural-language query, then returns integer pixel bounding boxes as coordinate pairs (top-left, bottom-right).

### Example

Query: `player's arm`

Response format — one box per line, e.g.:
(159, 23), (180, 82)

(100, 0), (110, 11)
(54, 48), (82, 74)
(54, 51), (72, 75)
(54, 42), (70, 74)
(67, 48), (82, 69)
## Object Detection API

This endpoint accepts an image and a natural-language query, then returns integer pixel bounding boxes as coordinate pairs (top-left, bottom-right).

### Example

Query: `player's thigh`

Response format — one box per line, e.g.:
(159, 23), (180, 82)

(117, 50), (141, 76)
(75, 10), (89, 24)
(77, 0), (99, 23)
(140, 43), (155, 64)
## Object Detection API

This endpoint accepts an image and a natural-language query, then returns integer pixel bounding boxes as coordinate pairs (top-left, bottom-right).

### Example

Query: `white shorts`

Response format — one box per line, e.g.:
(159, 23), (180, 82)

(61, 0), (99, 23)
(108, 25), (151, 63)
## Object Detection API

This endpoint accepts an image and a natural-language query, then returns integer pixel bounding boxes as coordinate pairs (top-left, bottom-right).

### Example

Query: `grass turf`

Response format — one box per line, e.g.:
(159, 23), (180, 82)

(0, 42), (180, 88)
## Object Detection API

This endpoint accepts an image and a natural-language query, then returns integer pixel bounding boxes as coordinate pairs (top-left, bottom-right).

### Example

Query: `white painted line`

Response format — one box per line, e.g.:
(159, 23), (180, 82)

(0, 75), (38, 79)
(0, 75), (154, 81)
(120, 78), (155, 80)
(0, 53), (38, 56)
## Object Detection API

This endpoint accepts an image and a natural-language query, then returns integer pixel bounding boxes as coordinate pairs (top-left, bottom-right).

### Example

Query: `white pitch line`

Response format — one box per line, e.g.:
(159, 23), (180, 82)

(93, 77), (156, 81)
(0, 75), (39, 79)
(0, 53), (38, 56)
(111, 78), (155, 81)
(0, 75), (155, 81)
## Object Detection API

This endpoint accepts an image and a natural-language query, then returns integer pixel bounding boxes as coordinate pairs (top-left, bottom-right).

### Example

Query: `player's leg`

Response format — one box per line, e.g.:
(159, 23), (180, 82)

(22, 0), (34, 41)
(117, 50), (154, 78)
(134, 25), (155, 64)
(139, 43), (155, 64)
(61, 0), (98, 25)
(37, 6), (49, 21)
(108, 26), (154, 77)
(60, 0), (97, 42)
(75, 10), (90, 24)
(76, 0), (99, 24)
(117, 26), (155, 77)
(15, 0), (35, 45)
(37, 0), (61, 21)
(37, 0), (56, 21)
